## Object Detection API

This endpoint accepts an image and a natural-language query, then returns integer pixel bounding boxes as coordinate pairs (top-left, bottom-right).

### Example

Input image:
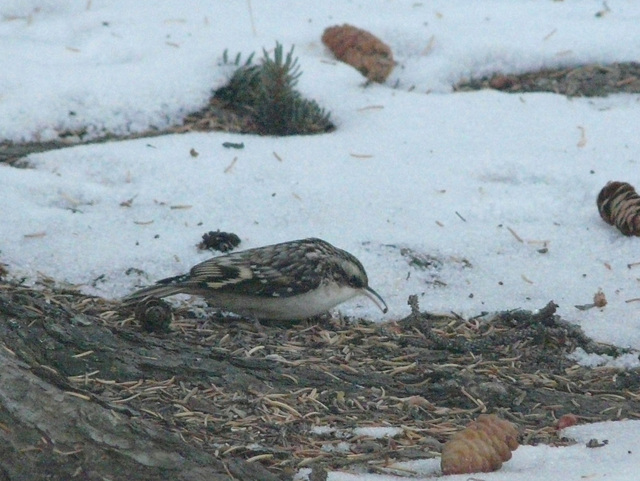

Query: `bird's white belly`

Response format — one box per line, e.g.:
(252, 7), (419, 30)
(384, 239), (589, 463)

(213, 282), (361, 320)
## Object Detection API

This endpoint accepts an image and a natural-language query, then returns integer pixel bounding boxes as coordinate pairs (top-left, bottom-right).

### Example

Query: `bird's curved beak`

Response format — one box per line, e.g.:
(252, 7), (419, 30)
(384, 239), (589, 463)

(363, 286), (388, 314)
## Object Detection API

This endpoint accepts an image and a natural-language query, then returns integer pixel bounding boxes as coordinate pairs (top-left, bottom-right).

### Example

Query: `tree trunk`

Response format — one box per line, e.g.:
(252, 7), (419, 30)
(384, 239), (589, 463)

(1, 284), (639, 480)
(0, 285), (283, 481)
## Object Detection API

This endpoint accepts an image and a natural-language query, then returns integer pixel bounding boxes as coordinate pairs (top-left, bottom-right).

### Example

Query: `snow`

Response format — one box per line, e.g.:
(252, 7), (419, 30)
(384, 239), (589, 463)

(2, 0), (640, 478)
(297, 421), (640, 481)
(569, 347), (640, 369)
(310, 425), (403, 439)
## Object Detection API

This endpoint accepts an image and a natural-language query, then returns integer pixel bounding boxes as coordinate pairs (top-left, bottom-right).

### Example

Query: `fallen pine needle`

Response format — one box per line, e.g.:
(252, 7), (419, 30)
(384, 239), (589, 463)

(507, 226), (523, 243)
(224, 156), (238, 173)
(357, 105), (384, 111)
(24, 231), (46, 238)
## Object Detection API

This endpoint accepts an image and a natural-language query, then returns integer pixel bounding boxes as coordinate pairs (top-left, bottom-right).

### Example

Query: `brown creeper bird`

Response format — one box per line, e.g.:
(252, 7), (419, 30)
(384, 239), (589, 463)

(124, 238), (388, 320)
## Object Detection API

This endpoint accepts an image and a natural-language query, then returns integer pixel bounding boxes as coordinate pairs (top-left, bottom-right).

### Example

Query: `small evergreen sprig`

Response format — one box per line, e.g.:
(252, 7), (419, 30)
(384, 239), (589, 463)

(216, 43), (334, 136)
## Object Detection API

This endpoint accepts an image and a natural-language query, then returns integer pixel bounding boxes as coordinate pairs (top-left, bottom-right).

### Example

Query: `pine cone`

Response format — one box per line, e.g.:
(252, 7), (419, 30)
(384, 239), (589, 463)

(321, 24), (394, 82)
(597, 181), (640, 236)
(134, 297), (173, 333)
(198, 230), (241, 253)
(441, 414), (519, 475)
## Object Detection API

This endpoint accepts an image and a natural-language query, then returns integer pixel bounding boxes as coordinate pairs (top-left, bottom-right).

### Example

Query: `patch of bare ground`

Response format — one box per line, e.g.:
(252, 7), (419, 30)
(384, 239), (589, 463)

(1, 281), (638, 480)
(0, 97), (249, 166)
(455, 61), (640, 97)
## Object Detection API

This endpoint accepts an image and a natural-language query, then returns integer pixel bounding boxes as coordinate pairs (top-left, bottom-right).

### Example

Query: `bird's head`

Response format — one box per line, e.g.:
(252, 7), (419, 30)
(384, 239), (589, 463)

(332, 250), (388, 314)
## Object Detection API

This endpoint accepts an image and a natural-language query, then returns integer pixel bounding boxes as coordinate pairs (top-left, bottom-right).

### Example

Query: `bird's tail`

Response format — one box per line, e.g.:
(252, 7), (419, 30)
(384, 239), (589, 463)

(122, 284), (186, 304)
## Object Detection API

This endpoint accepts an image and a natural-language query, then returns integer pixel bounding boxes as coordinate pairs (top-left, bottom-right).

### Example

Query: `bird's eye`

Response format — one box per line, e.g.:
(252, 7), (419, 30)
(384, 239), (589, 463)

(349, 275), (364, 288)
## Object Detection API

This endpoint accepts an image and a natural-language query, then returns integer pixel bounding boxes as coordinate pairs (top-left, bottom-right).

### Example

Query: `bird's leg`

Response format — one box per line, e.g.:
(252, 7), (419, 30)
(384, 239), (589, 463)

(249, 315), (267, 338)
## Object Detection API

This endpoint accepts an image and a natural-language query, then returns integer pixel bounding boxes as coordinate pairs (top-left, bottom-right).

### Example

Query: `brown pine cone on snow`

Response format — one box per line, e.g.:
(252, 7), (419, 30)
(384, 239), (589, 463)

(440, 414), (519, 475)
(597, 181), (640, 236)
(321, 24), (395, 82)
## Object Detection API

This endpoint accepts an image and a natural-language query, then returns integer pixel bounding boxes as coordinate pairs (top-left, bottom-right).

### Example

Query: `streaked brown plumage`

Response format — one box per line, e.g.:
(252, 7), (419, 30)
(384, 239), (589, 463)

(124, 238), (387, 320)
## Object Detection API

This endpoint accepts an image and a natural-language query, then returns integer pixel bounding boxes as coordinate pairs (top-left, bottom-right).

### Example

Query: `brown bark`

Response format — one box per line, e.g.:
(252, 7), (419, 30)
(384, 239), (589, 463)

(0, 286), (282, 481)
(1, 284), (639, 480)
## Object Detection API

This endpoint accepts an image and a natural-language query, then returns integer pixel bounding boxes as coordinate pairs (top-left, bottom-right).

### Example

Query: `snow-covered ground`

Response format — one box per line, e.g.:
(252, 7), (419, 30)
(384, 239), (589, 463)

(299, 420), (640, 481)
(2, 1), (640, 479)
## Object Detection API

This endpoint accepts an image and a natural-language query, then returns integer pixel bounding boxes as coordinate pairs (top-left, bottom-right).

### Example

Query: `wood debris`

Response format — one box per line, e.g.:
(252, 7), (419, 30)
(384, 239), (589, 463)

(0, 283), (638, 477)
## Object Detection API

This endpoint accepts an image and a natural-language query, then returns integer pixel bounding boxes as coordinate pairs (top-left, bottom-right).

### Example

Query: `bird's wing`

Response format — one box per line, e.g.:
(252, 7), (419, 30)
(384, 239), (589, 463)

(182, 254), (321, 298)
